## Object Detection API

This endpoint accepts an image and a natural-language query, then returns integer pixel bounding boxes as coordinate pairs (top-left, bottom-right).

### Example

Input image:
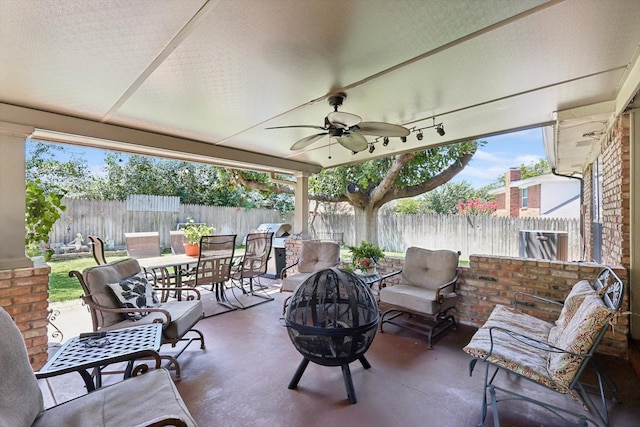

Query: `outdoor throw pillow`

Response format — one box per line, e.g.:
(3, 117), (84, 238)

(108, 275), (160, 321)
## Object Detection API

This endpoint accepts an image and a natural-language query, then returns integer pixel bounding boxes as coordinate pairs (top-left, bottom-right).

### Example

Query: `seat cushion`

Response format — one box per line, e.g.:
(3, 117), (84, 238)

(32, 369), (196, 427)
(379, 284), (457, 315)
(481, 304), (553, 341)
(548, 280), (595, 343)
(281, 272), (313, 293)
(0, 308), (44, 427)
(547, 292), (612, 388)
(100, 300), (203, 342)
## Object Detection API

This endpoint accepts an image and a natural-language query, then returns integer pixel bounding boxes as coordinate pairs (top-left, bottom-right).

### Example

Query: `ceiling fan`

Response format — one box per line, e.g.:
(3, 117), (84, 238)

(266, 92), (410, 153)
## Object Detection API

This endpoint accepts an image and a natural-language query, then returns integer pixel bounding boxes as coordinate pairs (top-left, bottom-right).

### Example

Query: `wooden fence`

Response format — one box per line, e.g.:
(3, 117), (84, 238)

(310, 213), (582, 261)
(50, 196), (289, 250)
(51, 196), (581, 260)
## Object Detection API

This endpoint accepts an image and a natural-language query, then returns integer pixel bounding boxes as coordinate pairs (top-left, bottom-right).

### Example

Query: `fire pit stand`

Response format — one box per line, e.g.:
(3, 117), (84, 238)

(284, 268), (379, 404)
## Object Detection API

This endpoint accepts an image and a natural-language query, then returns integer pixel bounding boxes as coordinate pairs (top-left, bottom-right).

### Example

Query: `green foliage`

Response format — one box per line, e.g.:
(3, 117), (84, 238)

(347, 241), (385, 270)
(180, 217), (215, 245)
(386, 181), (495, 215)
(309, 141), (479, 197)
(25, 180), (67, 261)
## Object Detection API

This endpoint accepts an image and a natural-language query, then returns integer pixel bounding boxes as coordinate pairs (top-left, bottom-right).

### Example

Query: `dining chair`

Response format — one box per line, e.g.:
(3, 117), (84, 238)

(230, 231), (274, 306)
(194, 234), (238, 309)
(124, 231), (161, 258)
(88, 235), (107, 265)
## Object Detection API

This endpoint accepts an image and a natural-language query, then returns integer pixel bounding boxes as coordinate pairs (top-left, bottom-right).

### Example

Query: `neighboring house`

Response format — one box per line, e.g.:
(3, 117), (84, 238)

(490, 168), (580, 219)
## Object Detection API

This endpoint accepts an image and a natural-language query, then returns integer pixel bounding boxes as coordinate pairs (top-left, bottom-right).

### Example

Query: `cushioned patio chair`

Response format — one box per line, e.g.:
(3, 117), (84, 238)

(378, 247), (460, 349)
(463, 267), (624, 427)
(70, 258), (205, 379)
(230, 231), (274, 306)
(88, 235), (107, 265)
(280, 240), (340, 312)
(0, 307), (197, 427)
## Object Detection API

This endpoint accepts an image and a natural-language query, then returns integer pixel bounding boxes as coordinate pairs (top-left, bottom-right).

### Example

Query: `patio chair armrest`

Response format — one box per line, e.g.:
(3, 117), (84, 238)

(513, 292), (564, 310)
(435, 268), (460, 303)
(377, 269), (402, 289)
(81, 296), (172, 326)
(135, 415), (190, 427)
(280, 260), (300, 279)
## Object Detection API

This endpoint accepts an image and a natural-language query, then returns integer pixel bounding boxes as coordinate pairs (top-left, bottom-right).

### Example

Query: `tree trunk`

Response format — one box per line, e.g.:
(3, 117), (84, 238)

(353, 205), (380, 246)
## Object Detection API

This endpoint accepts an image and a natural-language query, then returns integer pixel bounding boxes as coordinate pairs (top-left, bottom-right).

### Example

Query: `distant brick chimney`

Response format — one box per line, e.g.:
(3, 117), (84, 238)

(505, 167), (521, 217)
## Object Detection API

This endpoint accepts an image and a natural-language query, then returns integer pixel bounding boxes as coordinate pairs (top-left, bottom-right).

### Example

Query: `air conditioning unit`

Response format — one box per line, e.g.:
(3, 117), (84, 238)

(519, 230), (569, 261)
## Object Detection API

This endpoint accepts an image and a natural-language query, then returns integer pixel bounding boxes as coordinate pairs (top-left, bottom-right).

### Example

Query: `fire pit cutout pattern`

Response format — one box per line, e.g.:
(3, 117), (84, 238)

(284, 267), (379, 404)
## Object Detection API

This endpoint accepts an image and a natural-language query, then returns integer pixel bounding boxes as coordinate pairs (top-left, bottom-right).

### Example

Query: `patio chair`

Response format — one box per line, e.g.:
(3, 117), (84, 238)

(280, 240), (340, 313)
(70, 258), (205, 380)
(170, 230), (187, 255)
(463, 267), (624, 427)
(0, 306), (196, 427)
(88, 235), (107, 265)
(193, 234), (238, 310)
(124, 231), (161, 258)
(230, 231), (274, 306)
(378, 247), (460, 349)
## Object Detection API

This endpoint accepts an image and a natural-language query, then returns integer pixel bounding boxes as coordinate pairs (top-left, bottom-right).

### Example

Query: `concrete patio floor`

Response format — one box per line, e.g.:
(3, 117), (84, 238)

(42, 284), (640, 427)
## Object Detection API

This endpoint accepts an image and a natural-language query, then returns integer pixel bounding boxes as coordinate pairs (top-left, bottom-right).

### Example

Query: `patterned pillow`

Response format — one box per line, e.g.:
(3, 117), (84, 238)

(548, 280), (595, 343)
(108, 275), (160, 321)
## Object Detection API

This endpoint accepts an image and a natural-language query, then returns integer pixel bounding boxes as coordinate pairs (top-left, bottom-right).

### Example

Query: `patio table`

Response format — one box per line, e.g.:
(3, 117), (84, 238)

(37, 323), (162, 392)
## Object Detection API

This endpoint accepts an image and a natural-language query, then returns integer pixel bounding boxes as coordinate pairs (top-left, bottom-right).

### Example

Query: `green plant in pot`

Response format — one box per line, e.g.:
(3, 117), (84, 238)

(25, 180), (66, 262)
(347, 241), (385, 276)
(181, 218), (214, 256)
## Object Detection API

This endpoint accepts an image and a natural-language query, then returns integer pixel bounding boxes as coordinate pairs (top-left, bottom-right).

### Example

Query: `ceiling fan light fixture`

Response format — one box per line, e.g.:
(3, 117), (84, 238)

(382, 137), (389, 146)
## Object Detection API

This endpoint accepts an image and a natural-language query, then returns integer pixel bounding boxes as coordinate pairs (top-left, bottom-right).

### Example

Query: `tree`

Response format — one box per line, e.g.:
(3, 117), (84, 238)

(495, 158), (550, 186)
(233, 141), (481, 245)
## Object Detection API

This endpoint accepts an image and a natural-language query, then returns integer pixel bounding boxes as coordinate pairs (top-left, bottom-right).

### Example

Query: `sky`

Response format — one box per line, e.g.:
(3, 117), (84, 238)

(28, 128), (546, 189)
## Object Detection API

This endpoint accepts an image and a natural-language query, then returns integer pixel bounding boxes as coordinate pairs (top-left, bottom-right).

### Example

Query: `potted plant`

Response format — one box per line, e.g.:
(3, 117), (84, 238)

(181, 217), (214, 256)
(347, 241), (385, 276)
(25, 180), (66, 262)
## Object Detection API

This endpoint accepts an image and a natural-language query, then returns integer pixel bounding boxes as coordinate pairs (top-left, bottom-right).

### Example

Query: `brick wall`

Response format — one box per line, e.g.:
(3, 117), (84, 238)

(285, 240), (629, 357)
(0, 263), (51, 369)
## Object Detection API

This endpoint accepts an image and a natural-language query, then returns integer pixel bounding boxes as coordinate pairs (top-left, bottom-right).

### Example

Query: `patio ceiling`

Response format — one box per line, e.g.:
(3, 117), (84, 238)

(1, 0), (639, 175)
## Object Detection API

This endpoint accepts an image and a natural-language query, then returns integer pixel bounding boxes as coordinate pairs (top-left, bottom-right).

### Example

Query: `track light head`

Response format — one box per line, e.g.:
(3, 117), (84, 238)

(400, 136), (407, 143)
(416, 132), (423, 141)
(436, 124), (445, 136)
(369, 143), (375, 153)
(382, 137), (389, 146)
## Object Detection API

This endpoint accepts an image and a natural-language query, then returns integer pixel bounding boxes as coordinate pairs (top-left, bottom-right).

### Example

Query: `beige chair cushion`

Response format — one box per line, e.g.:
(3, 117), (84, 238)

(297, 241), (340, 273)
(400, 247), (459, 290)
(281, 272), (314, 293)
(0, 307), (44, 427)
(32, 369), (196, 427)
(379, 285), (457, 315)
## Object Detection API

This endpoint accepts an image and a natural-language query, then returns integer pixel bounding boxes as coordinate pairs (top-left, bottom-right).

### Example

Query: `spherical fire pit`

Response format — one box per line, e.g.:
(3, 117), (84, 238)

(284, 268), (379, 404)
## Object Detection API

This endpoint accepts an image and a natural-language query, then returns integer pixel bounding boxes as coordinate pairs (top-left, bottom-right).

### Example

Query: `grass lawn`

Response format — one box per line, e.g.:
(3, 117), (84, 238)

(48, 255), (127, 302)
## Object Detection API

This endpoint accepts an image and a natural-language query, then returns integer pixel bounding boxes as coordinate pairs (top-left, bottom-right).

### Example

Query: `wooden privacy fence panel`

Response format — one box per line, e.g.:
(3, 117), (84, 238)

(311, 214), (581, 261)
(51, 197), (289, 250)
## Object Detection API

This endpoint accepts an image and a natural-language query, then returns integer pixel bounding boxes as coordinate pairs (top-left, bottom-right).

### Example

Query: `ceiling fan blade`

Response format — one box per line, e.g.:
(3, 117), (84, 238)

(290, 133), (327, 150)
(327, 111), (361, 128)
(267, 124), (327, 131)
(357, 122), (410, 137)
(337, 132), (368, 152)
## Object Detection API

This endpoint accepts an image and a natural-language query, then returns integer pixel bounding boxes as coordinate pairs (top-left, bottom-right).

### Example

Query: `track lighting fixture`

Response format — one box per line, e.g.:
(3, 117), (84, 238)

(410, 118), (446, 140)
(383, 137), (389, 146)
(369, 143), (376, 153)
(400, 136), (407, 143)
